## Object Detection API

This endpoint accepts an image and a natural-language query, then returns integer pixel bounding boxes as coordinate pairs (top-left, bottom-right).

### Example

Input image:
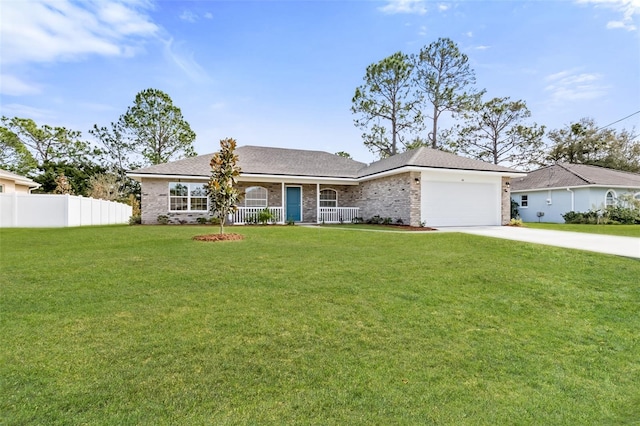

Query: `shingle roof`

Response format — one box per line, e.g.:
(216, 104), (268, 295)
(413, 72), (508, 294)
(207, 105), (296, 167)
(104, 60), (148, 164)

(358, 147), (520, 177)
(511, 163), (640, 191)
(129, 145), (521, 180)
(129, 146), (367, 178)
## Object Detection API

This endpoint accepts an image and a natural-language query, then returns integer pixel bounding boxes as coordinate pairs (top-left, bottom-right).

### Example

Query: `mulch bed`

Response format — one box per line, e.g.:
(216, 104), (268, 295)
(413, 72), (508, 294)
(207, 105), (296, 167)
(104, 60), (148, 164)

(192, 233), (245, 242)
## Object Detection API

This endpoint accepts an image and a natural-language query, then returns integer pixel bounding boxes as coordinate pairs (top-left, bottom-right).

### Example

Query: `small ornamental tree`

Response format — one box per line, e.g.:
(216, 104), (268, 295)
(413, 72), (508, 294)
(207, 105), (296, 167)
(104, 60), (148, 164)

(207, 138), (242, 234)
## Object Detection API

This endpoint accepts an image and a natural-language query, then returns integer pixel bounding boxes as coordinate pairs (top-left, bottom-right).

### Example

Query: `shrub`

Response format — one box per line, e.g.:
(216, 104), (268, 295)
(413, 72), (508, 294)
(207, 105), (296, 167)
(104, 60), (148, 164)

(257, 208), (275, 225)
(510, 199), (519, 219)
(382, 217), (393, 225)
(128, 215), (141, 225)
(606, 205), (640, 224)
(351, 217), (364, 224)
(196, 217), (209, 225)
(395, 218), (404, 225)
(367, 215), (383, 225)
(509, 218), (523, 227)
(157, 215), (169, 225)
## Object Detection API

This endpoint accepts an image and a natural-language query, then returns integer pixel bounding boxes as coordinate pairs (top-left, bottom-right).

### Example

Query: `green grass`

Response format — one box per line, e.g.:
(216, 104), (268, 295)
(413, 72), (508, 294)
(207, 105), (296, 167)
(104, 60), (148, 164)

(1, 225), (639, 425)
(525, 222), (640, 237)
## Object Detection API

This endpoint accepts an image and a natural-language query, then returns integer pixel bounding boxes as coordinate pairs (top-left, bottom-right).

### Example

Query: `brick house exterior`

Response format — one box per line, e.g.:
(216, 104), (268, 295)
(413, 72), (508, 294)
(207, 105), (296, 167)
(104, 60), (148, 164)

(129, 146), (525, 227)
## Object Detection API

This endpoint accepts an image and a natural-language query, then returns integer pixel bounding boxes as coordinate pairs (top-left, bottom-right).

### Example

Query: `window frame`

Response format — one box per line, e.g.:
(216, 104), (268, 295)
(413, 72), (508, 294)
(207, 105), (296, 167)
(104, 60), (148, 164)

(605, 190), (616, 207)
(168, 182), (208, 212)
(319, 188), (338, 208)
(520, 194), (528, 208)
(244, 186), (268, 208)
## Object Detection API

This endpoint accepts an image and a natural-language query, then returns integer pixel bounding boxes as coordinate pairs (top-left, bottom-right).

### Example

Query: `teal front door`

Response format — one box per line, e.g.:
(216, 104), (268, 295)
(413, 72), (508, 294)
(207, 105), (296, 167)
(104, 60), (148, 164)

(286, 187), (302, 222)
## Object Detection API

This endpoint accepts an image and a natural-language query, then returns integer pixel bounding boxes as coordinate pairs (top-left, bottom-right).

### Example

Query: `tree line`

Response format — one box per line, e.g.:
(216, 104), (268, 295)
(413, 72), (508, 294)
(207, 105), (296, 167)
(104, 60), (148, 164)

(2, 48), (639, 200)
(351, 37), (639, 172)
(1, 88), (196, 200)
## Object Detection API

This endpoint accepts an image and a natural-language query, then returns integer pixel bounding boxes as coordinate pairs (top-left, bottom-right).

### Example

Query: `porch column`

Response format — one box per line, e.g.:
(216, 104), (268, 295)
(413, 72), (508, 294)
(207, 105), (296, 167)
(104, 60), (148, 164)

(316, 183), (320, 223)
(281, 182), (285, 224)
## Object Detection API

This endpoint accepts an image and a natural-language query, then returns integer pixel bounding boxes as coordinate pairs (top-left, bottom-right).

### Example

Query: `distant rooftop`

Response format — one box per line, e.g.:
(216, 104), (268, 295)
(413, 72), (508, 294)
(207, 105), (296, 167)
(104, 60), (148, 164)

(511, 163), (640, 190)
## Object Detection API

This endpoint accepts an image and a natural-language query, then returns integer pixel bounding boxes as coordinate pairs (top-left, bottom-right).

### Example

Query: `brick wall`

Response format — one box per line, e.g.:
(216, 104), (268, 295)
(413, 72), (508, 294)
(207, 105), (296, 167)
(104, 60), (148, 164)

(353, 172), (421, 226)
(502, 177), (511, 225)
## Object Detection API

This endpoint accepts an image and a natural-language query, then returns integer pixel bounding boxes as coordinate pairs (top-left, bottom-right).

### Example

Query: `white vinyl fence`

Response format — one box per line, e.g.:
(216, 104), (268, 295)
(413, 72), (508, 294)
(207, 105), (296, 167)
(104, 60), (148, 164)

(0, 193), (132, 228)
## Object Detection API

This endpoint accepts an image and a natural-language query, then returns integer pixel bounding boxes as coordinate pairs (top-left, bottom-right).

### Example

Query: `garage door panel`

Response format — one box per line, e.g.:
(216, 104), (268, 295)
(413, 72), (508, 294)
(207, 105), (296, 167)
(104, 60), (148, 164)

(423, 181), (499, 227)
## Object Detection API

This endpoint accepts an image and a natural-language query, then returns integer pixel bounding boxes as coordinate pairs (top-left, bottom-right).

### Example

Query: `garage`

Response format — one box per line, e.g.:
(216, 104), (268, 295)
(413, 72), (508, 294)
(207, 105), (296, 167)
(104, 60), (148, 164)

(422, 176), (501, 227)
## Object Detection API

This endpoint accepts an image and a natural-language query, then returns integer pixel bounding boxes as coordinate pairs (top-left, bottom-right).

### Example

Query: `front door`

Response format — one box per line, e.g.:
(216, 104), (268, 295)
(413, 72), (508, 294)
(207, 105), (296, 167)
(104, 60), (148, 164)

(286, 186), (302, 222)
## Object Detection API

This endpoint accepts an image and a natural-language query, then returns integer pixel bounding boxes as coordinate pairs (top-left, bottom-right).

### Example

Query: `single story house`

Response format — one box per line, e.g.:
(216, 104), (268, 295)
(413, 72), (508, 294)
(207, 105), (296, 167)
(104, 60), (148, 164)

(0, 169), (40, 194)
(128, 145), (525, 227)
(511, 163), (640, 223)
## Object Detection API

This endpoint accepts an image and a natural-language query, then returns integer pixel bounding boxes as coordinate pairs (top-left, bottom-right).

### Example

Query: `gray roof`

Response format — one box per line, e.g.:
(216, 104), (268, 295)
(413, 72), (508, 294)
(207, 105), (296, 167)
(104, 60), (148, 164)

(129, 145), (521, 179)
(129, 146), (366, 178)
(358, 147), (521, 177)
(511, 163), (640, 191)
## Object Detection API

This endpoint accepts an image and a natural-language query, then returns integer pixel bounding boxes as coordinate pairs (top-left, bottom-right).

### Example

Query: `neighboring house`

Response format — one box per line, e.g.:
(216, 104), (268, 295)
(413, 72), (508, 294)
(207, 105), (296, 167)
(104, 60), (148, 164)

(127, 145), (525, 227)
(0, 169), (40, 194)
(511, 163), (640, 223)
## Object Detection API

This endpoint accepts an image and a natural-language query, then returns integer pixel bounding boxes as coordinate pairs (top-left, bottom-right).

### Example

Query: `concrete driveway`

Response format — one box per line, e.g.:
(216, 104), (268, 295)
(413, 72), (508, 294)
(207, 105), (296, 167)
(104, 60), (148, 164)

(439, 226), (640, 259)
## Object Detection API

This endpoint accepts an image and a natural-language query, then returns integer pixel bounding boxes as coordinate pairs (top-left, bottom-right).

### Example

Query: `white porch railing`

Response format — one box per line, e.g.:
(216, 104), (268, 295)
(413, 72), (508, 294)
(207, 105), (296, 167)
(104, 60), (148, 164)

(318, 207), (360, 224)
(233, 207), (283, 224)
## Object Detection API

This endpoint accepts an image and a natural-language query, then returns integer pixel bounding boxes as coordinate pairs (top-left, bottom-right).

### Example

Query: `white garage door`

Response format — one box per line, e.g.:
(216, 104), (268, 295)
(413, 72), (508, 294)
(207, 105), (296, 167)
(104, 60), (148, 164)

(423, 181), (500, 227)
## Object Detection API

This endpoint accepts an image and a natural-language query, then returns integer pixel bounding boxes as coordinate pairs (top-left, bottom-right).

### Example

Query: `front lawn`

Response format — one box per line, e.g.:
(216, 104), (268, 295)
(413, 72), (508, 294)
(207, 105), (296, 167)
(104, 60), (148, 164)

(1, 226), (639, 424)
(525, 222), (640, 237)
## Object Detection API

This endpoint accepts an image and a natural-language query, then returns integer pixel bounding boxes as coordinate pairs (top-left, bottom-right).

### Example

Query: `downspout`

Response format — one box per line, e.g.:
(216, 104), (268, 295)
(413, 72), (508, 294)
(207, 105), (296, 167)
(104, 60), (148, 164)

(566, 188), (574, 211)
(316, 183), (320, 224)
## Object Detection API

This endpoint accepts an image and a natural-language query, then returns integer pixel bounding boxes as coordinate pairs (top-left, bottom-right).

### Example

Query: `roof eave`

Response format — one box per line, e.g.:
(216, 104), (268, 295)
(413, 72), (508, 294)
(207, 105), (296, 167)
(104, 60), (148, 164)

(511, 183), (640, 192)
(358, 165), (525, 181)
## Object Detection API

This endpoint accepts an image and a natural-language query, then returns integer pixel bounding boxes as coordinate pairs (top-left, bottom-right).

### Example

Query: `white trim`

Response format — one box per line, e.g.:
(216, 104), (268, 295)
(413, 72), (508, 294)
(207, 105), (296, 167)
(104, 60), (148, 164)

(239, 174), (359, 185)
(605, 189), (617, 207)
(520, 194), (529, 208)
(129, 173), (208, 181)
(358, 166), (525, 182)
(244, 186), (268, 208)
(130, 166), (523, 185)
(512, 184), (640, 193)
(167, 182), (209, 213)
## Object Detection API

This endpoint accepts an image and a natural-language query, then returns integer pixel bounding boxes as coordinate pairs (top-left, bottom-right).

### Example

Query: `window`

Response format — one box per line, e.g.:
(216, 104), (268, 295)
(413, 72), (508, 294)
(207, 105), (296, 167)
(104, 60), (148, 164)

(520, 195), (528, 208)
(320, 189), (337, 207)
(605, 190), (616, 207)
(0, 184), (3, 193)
(244, 186), (268, 207)
(169, 182), (208, 211)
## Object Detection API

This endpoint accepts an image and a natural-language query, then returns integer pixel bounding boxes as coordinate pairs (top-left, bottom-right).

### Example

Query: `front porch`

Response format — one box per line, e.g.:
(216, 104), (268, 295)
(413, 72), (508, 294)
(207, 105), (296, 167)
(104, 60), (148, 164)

(231, 181), (360, 224)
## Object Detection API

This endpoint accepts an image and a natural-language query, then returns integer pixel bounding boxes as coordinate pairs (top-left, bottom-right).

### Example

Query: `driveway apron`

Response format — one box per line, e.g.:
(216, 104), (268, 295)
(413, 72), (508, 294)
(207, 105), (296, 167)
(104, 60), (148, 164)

(439, 226), (640, 259)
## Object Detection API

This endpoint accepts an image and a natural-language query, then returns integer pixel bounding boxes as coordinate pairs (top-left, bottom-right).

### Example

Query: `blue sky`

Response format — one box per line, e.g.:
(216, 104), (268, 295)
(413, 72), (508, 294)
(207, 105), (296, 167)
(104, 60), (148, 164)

(1, 0), (639, 164)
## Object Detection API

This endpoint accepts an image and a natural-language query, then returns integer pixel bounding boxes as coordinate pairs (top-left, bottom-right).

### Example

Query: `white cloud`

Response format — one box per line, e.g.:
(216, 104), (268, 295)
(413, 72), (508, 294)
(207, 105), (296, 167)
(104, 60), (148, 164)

(545, 70), (610, 102)
(474, 45), (490, 50)
(419, 25), (428, 36)
(576, 0), (639, 31)
(162, 38), (210, 83)
(438, 4), (450, 12)
(204, 12), (213, 19)
(180, 10), (198, 23)
(0, 0), (159, 65)
(379, 0), (427, 15)
(0, 103), (55, 120)
(0, 74), (42, 96)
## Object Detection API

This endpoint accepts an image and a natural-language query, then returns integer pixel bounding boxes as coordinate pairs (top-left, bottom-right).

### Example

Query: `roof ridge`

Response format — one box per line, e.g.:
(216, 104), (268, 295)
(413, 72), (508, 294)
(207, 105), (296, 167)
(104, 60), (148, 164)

(407, 146), (426, 164)
(556, 162), (592, 184)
